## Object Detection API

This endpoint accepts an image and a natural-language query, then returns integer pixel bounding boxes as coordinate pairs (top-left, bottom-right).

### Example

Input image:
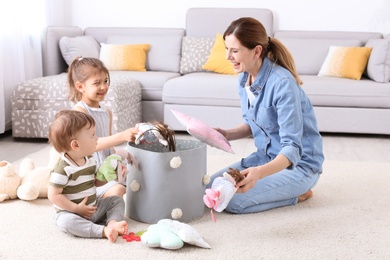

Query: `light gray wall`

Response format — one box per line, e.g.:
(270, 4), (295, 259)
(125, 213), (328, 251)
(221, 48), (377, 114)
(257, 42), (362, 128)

(56, 0), (390, 35)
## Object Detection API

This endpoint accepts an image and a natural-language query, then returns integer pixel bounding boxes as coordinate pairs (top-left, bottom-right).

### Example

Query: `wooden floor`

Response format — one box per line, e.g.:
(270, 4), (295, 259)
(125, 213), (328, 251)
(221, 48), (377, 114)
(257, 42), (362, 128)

(1, 130), (390, 163)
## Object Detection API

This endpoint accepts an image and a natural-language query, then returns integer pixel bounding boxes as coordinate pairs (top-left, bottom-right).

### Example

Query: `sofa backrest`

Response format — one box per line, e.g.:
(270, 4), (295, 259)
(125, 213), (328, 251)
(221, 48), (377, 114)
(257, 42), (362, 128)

(186, 8), (273, 37)
(43, 26), (83, 76)
(274, 30), (383, 75)
(84, 27), (185, 73)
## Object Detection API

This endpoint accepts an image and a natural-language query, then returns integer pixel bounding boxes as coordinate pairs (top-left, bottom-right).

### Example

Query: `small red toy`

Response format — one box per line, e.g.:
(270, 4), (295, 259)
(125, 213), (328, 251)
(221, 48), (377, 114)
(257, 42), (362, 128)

(122, 232), (143, 242)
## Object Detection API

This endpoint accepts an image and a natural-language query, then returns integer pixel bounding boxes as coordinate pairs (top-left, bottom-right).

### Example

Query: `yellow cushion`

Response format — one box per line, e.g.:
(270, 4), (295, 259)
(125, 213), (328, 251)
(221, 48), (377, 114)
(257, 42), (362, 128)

(202, 33), (235, 75)
(99, 43), (150, 71)
(318, 46), (372, 80)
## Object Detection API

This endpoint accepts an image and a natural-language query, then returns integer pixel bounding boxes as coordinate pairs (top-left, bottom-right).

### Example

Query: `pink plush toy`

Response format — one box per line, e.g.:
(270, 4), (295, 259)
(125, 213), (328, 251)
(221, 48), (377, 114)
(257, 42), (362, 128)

(203, 168), (244, 222)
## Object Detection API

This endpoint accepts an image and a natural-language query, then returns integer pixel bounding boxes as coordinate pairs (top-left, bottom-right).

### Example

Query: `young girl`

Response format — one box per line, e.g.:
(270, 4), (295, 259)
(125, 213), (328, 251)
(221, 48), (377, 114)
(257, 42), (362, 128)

(67, 57), (138, 199)
(207, 17), (324, 214)
(48, 110), (128, 242)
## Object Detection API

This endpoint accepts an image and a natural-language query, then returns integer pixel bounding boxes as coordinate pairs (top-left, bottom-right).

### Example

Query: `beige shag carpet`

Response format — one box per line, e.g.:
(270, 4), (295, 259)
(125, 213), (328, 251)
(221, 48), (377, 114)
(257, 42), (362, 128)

(1, 146), (390, 259)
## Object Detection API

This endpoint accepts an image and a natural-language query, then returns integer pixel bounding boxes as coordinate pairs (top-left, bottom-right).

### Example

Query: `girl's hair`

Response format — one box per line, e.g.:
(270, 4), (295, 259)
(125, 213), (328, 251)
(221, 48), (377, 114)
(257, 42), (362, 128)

(223, 17), (302, 86)
(67, 57), (110, 102)
(49, 110), (96, 153)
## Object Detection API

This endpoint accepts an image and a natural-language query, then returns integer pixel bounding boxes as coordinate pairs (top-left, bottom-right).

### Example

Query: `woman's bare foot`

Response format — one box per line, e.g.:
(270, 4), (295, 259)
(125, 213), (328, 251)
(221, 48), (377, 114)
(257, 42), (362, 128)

(103, 227), (119, 243)
(107, 220), (128, 235)
(298, 190), (313, 203)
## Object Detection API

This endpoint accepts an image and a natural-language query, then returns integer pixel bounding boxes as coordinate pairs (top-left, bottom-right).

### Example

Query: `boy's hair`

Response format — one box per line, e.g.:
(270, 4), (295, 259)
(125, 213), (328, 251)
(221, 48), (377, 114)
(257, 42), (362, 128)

(67, 57), (110, 103)
(48, 110), (96, 153)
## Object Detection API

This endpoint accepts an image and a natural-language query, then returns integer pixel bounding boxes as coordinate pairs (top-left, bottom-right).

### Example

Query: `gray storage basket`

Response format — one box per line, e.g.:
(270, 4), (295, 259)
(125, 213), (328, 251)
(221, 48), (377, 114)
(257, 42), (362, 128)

(126, 139), (207, 223)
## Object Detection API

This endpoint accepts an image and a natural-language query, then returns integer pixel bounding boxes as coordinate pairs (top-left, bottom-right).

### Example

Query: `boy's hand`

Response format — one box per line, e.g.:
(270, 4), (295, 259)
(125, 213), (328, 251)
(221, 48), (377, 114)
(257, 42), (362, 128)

(76, 197), (97, 219)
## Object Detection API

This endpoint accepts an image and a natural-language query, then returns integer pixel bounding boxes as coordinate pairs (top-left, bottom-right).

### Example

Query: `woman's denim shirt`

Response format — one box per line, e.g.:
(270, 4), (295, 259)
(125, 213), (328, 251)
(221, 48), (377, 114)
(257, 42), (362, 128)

(239, 57), (324, 174)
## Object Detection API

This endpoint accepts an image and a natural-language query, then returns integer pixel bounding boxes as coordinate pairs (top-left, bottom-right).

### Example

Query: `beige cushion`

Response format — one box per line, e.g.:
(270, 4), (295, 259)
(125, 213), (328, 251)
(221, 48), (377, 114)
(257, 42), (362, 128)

(318, 46), (372, 80)
(99, 43), (150, 71)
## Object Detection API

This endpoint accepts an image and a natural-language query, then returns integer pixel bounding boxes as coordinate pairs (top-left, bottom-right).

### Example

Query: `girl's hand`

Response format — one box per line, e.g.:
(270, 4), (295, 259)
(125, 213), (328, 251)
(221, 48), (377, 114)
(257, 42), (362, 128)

(76, 197), (97, 219)
(235, 167), (263, 193)
(121, 127), (139, 143)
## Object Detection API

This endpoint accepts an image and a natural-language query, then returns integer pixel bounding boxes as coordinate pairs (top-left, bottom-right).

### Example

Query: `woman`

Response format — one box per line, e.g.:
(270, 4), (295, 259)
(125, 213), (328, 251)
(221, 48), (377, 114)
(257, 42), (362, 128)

(208, 17), (324, 214)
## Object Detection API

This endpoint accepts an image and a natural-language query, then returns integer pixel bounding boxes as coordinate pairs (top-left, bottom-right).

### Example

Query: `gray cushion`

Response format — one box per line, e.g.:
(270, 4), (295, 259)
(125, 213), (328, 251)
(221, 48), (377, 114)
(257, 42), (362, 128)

(364, 39), (390, 83)
(180, 36), (214, 74)
(276, 38), (362, 75)
(107, 35), (182, 73)
(59, 36), (100, 65)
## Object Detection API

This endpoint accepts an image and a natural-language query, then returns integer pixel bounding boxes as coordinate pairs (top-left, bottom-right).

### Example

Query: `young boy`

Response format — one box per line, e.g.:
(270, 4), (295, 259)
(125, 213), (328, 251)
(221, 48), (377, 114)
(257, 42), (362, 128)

(48, 110), (128, 242)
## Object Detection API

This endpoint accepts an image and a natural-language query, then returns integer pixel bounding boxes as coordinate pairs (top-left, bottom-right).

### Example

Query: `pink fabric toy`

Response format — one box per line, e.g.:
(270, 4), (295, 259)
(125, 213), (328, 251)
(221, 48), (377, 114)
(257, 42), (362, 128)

(203, 172), (238, 222)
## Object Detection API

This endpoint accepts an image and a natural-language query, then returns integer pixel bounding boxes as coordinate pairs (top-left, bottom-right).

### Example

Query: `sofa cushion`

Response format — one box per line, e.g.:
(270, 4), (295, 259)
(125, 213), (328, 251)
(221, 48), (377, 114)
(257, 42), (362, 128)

(180, 36), (214, 74)
(276, 38), (363, 75)
(202, 34), (235, 75)
(59, 35), (100, 65)
(318, 46), (372, 80)
(301, 75), (390, 109)
(162, 72), (239, 106)
(110, 71), (180, 101)
(99, 43), (150, 71)
(106, 35), (182, 73)
(364, 39), (390, 83)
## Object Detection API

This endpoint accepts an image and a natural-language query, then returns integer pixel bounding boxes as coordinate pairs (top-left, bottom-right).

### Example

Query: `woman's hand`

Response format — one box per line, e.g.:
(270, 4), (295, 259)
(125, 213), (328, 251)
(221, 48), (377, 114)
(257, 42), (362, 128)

(235, 167), (263, 193)
(214, 127), (228, 138)
(235, 155), (292, 193)
(214, 124), (252, 141)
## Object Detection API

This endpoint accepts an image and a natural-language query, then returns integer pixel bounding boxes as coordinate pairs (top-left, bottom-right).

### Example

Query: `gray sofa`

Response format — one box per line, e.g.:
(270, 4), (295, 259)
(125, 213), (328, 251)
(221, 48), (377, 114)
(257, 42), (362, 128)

(11, 7), (390, 138)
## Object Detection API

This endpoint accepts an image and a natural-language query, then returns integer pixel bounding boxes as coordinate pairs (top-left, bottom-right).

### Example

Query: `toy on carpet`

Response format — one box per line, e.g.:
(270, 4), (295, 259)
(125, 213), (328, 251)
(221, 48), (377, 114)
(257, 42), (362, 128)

(122, 231), (145, 242)
(17, 147), (61, 201)
(135, 121), (176, 151)
(0, 147), (61, 202)
(0, 161), (21, 202)
(141, 219), (211, 250)
(203, 168), (244, 222)
(96, 148), (138, 183)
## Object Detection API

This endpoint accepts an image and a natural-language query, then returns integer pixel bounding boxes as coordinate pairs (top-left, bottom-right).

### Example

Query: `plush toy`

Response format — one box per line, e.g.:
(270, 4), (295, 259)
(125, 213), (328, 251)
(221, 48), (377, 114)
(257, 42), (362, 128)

(141, 219), (211, 250)
(0, 161), (21, 202)
(203, 168), (244, 222)
(0, 147), (61, 202)
(135, 121), (176, 151)
(96, 148), (138, 183)
(16, 147), (61, 201)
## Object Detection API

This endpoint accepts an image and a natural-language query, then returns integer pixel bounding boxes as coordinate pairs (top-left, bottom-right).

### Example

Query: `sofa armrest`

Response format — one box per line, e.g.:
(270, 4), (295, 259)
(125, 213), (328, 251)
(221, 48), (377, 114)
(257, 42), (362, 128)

(42, 26), (83, 76)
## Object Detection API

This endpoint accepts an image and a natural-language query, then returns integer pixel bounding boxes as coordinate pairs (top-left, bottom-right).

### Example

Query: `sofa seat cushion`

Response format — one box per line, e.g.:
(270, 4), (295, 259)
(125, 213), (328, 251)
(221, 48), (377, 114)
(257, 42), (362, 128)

(110, 71), (180, 101)
(162, 73), (240, 107)
(301, 75), (390, 108)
